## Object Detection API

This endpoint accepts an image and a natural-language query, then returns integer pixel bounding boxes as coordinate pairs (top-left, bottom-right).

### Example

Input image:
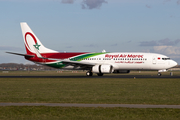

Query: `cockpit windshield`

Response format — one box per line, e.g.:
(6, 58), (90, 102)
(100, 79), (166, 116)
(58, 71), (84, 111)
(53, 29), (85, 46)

(162, 58), (170, 60)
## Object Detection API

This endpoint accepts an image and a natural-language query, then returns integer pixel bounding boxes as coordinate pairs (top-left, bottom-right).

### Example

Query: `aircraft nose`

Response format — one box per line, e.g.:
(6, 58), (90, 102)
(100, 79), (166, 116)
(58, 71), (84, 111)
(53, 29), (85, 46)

(171, 60), (178, 67)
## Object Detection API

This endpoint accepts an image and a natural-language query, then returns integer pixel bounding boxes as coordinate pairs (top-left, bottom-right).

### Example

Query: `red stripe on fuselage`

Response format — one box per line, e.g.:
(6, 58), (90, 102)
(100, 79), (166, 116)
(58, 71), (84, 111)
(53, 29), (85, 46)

(25, 52), (89, 63)
(41, 52), (89, 59)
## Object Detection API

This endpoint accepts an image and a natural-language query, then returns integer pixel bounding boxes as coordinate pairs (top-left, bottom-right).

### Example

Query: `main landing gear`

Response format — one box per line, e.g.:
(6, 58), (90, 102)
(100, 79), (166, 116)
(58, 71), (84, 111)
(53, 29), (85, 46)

(97, 73), (104, 76)
(86, 71), (93, 76)
(86, 71), (104, 76)
(157, 72), (161, 76)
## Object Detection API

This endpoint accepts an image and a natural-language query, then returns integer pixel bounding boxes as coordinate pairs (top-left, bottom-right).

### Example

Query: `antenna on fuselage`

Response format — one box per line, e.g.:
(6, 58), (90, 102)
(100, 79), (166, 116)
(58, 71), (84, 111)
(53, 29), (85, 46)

(102, 50), (106, 53)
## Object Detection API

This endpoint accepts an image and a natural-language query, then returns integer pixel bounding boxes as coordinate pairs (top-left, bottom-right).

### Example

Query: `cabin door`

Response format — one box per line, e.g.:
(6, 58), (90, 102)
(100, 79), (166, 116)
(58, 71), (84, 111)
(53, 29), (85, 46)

(152, 56), (156, 64)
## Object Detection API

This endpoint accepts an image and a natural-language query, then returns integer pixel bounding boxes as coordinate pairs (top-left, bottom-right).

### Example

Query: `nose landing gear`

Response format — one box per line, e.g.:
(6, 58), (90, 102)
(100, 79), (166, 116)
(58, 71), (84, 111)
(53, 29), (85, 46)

(170, 72), (173, 76)
(157, 72), (174, 76)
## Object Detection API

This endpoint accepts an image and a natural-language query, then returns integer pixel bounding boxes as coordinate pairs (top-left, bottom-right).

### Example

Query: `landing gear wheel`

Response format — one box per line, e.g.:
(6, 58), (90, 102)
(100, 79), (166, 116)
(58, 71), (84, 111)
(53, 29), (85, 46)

(157, 73), (161, 76)
(86, 71), (93, 76)
(170, 72), (173, 76)
(97, 73), (104, 76)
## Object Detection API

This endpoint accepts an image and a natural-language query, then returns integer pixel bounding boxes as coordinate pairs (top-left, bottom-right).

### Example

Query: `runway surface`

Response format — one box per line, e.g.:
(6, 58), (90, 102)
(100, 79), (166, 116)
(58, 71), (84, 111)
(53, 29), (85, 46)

(0, 103), (180, 108)
(0, 75), (180, 78)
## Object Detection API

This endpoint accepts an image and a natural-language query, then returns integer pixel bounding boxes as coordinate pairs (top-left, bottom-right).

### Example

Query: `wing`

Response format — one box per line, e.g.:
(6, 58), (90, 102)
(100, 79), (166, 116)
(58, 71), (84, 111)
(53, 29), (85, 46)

(33, 46), (96, 68)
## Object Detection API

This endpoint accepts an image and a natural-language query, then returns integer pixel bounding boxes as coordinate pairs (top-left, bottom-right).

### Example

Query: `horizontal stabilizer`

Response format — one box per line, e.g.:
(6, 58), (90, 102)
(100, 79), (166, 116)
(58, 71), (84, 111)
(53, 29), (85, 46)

(6, 52), (35, 57)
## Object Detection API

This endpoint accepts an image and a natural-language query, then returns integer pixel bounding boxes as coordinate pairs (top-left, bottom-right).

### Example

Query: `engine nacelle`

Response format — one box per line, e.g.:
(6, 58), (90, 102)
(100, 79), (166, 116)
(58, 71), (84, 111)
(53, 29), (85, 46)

(92, 65), (114, 74)
(113, 70), (130, 74)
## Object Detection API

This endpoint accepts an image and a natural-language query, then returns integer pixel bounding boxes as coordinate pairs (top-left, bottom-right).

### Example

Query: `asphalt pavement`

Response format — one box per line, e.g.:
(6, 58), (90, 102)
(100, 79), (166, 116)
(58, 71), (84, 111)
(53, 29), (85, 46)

(0, 103), (180, 108)
(0, 75), (180, 78)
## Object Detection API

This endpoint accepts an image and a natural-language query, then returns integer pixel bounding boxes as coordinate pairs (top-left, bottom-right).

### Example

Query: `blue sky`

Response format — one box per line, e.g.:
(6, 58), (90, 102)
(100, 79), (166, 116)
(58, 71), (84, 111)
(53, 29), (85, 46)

(0, 0), (180, 64)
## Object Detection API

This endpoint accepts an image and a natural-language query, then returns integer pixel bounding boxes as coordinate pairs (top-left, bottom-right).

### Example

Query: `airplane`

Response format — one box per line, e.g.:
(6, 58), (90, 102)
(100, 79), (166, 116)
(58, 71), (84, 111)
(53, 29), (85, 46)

(6, 22), (178, 76)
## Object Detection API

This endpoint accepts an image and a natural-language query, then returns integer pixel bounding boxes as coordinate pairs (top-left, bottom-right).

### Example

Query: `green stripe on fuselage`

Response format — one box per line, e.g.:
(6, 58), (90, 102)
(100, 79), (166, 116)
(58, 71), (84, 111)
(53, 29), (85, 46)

(46, 62), (66, 68)
(70, 53), (107, 61)
(44, 52), (107, 68)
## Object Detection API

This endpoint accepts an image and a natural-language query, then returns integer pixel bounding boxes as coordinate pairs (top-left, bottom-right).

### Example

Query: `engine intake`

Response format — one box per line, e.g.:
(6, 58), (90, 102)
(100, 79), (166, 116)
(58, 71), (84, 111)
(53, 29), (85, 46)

(92, 65), (114, 74)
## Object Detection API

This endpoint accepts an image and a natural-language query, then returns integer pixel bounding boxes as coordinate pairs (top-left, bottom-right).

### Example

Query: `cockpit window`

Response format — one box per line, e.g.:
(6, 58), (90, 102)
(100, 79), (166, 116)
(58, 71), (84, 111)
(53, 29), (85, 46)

(162, 58), (170, 60)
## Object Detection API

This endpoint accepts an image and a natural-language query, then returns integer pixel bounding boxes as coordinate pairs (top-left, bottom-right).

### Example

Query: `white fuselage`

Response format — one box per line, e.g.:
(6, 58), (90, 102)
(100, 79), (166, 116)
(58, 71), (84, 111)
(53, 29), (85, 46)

(63, 52), (177, 71)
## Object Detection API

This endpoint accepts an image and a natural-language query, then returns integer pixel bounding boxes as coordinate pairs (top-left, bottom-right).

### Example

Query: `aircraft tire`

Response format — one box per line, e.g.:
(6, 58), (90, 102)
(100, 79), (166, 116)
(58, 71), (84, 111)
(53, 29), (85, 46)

(157, 73), (161, 76)
(86, 71), (93, 76)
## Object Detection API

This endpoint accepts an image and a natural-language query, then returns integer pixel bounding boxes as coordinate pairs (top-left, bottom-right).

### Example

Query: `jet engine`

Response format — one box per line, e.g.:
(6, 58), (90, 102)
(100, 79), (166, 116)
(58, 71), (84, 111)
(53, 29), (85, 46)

(92, 65), (114, 74)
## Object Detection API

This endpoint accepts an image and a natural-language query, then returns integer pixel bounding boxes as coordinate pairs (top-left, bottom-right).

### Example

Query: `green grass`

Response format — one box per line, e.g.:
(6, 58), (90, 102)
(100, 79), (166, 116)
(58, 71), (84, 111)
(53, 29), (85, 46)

(0, 107), (180, 120)
(0, 73), (180, 120)
(0, 78), (180, 104)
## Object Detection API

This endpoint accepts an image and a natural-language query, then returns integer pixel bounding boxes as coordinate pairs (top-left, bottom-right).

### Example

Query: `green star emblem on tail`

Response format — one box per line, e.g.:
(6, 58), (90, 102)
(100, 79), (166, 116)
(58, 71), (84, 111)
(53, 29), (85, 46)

(33, 42), (41, 50)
